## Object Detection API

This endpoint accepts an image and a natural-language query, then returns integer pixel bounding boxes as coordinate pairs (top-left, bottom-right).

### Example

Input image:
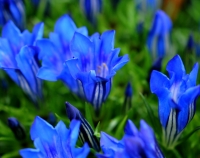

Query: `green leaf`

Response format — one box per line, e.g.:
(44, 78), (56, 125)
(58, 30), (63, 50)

(94, 122), (101, 138)
(139, 93), (161, 133)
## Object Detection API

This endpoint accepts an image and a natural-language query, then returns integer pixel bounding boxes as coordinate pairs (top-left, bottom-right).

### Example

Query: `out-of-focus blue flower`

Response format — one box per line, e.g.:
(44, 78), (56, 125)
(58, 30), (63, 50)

(96, 119), (164, 158)
(80, 0), (102, 25)
(186, 34), (194, 51)
(0, 0), (25, 30)
(0, 21), (44, 103)
(65, 30), (129, 110)
(8, 117), (26, 140)
(195, 43), (200, 57)
(36, 14), (88, 98)
(48, 112), (57, 126)
(147, 10), (172, 62)
(123, 82), (133, 112)
(20, 116), (90, 158)
(66, 102), (100, 151)
(150, 55), (200, 147)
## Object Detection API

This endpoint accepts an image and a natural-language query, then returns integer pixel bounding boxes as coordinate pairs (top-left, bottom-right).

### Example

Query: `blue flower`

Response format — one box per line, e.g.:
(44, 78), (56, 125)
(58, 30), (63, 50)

(20, 116), (90, 158)
(123, 82), (133, 112)
(186, 34), (194, 51)
(150, 54), (200, 147)
(80, 0), (102, 25)
(8, 117), (26, 140)
(0, 21), (44, 103)
(65, 30), (129, 110)
(96, 119), (163, 158)
(147, 10), (172, 62)
(0, 0), (25, 30)
(36, 14), (88, 98)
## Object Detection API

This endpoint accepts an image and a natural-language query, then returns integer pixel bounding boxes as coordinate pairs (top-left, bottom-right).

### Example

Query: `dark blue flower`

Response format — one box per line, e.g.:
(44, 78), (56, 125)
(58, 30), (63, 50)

(96, 119), (163, 158)
(147, 10), (172, 62)
(66, 102), (100, 151)
(150, 54), (200, 147)
(186, 34), (194, 51)
(20, 116), (90, 158)
(8, 117), (26, 140)
(36, 14), (88, 98)
(0, 0), (25, 30)
(80, 0), (102, 25)
(123, 82), (133, 112)
(0, 21), (44, 103)
(65, 30), (129, 110)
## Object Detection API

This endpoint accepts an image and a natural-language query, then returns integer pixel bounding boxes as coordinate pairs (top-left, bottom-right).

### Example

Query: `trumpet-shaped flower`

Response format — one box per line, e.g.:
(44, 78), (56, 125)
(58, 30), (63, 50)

(36, 14), (88, 98)
(20, 116), (90, 158)
(0, 0), (25, 30)
(150, 55), (200, 147)
(96, 119), (163, 158)
(147, 10), (172, 62)
(0, 21), (44, 103)
(65, 30), (129, 110)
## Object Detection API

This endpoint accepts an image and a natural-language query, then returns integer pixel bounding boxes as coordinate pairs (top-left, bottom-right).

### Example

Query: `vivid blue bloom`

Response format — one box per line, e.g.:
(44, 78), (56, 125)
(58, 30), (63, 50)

(65, 30), (129, 110)
(20, 116), (90, 158)
(66, 102), (100, 151)
(80, 0), (102, 25)
(147, 10), (172, 62)
(36, 14), (88, 98)
(0, 21), (44, 103)
(150, 55), (200, 147)
(8, 117), (26, 140)
(0, 0), (25, 30)
(96, 119), (163, 158)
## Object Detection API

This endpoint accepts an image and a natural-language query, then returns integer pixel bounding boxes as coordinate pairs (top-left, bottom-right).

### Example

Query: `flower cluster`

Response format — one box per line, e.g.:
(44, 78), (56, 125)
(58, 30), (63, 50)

(150, 54), (200, 147)
(97, 119), (163, 158)
(37, 14), (129, 110)
(20, 116), (90, 158)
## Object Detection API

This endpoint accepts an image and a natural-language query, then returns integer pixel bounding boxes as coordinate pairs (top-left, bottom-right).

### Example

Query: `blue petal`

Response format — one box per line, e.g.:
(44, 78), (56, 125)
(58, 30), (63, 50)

(36, 39), (63, 81)
(187, 63), (199, 87)
(49, 32), (63, 53)
(100, 30), (115, 54)
(70, 32), (93, 60)
(177, 86), (200, 132)
(55, 121), (69, 142)
(4, 69), (19, 85)
(69, 119), (81, 147)
(0, 38), (17, 68)
(19, 148), (42, 158)
(76, 26), (88, 36)
(72, 143), (90, 158)
(150, 70), (170, 95)
(54, 14), (77, 43)
(2, 21), (22, 52)
(112, 54), (129, 73)
(124, 120), (138, 136)
(30, 116), (56, 144)
(16, 46), (40, 95)
(64, 58), (80, 79)
(100, 132), (121, 150)
(166, 55), (185, 82)
(31, 22), (44, 45)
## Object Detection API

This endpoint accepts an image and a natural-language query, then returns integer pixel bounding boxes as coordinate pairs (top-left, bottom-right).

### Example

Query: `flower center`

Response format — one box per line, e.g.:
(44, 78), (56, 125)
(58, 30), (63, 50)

(96, 63), (108, 78)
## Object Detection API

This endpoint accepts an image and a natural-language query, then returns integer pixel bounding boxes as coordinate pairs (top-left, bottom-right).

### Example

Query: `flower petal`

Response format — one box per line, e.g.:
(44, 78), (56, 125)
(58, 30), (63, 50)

(54, 14), (77, 43)
(166, 55), (185, 82)
(19, 148), (42, 158)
